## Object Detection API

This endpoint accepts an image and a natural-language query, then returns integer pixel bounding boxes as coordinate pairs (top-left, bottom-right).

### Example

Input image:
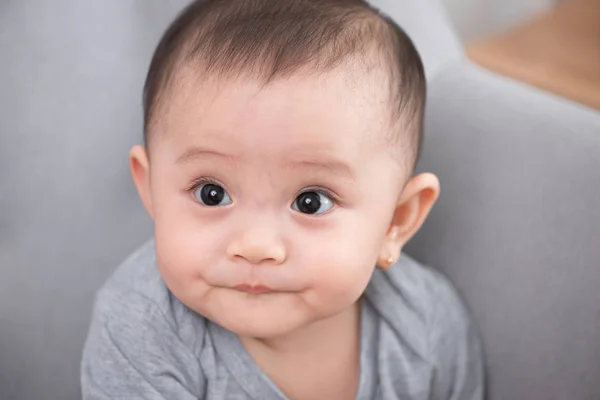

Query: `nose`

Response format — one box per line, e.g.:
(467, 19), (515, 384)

(226, 226), (287, 265)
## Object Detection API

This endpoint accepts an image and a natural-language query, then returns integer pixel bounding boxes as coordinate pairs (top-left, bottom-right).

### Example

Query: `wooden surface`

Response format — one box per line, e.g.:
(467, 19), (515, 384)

(467, 0), (600, 110)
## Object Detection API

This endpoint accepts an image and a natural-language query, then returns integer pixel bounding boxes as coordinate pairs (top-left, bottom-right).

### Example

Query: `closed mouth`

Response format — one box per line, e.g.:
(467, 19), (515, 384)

(233, 284), (276, 294)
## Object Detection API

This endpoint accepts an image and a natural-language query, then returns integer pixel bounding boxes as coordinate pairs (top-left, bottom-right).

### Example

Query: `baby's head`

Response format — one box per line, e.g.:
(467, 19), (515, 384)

(130, 0), (439, 338)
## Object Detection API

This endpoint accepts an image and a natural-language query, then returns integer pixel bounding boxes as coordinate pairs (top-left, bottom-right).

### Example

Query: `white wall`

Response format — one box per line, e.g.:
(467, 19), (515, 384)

(441, 0), (556, 42)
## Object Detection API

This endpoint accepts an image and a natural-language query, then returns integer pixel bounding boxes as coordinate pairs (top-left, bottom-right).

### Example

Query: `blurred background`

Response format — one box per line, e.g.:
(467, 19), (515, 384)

(463, 0), (599, 111)
(0, 0), (599, 399)
(449, 0), (599, 110)
(444, 0), (555, 41)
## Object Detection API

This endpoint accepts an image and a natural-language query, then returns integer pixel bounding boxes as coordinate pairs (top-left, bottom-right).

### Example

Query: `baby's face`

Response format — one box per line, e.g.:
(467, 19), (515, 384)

(143, 68), (407, 338)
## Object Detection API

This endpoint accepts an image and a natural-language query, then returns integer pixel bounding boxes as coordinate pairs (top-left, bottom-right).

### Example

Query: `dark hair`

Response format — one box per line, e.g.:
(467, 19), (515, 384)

(143, 0), (426, 166)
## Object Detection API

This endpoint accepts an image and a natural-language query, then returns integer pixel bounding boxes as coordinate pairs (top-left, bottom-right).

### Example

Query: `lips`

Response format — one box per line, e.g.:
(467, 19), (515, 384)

(233, 284), (275, 294)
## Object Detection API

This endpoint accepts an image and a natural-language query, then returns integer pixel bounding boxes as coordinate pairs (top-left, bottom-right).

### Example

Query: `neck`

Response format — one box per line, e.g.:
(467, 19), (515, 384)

(239, 301), (363, 400)
(240, 300), (362, 357)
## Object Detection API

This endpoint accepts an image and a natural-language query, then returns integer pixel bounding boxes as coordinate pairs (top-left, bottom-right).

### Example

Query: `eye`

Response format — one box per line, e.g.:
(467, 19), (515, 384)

(292, 191), (334, 215)
(194, 183), (232, 206)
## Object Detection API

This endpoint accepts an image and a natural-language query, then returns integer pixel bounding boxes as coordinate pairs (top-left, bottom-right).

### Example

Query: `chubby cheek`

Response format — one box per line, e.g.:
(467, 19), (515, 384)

(152, 198), (224, 300)
(299, 213), (386, 313)
(311, 252), (374, 306)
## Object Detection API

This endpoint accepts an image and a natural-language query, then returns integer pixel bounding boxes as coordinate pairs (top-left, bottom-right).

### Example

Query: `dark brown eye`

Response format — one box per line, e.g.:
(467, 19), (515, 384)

(194, 184), (231, 206)
(293, 191), (333, 215)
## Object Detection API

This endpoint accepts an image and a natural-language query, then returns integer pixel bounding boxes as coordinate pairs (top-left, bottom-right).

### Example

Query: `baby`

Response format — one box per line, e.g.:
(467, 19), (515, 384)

(81, 0), (484, 399)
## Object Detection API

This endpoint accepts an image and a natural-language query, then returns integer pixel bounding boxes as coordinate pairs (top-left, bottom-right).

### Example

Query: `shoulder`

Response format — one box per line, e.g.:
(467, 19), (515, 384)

(98, 238), (164, 301)
(91, 239), (207, 351)
(366, 254), (466, 321)
(94, 240), (166, 322)
(367, 255), (485, 398)
(365, 254), (478, 360)
(82, 240), (208, 397)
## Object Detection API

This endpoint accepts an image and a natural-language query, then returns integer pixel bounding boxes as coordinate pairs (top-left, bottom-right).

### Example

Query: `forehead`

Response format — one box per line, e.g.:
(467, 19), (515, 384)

(152, 66), (393, 163)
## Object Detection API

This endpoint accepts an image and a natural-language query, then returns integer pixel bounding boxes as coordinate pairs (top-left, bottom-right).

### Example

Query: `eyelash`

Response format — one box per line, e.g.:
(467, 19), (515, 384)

(295, 187), (340, 206)
(186, 177), (341, 206)
(186, 176), (223, 193)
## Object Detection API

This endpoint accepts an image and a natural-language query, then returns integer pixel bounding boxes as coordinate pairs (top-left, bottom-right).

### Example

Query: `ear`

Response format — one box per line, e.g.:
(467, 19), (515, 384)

(377, 172), (440, 269)
(129, 145), (154, 220)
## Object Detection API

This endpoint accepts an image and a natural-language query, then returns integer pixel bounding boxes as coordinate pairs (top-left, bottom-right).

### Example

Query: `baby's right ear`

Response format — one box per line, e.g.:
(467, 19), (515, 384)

(129, 145), (154, 219)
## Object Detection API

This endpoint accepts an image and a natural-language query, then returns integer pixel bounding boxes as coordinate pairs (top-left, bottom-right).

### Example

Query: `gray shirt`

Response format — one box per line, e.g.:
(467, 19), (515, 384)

(81, 240), (484, 399)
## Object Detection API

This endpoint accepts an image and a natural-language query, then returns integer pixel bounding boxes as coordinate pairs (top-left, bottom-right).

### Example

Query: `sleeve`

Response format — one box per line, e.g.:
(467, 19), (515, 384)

(81, 289), (205, 399)
(428, 275), (486, 400)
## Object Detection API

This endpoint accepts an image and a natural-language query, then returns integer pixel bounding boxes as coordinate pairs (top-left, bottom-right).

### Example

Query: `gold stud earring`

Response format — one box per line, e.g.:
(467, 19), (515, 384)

(387, 256), (394, 266)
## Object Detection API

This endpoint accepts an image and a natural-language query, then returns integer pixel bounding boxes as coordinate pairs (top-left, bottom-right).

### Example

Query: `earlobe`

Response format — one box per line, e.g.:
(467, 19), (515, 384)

(377, 173), (440, 269)
(129, 145), (154, 219)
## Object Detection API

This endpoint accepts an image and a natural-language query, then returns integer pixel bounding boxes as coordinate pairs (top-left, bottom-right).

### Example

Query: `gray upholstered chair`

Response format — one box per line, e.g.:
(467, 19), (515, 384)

(1, 0), (598, 399)
(380, 2), (600, 399)
(407, 62), (600, 400)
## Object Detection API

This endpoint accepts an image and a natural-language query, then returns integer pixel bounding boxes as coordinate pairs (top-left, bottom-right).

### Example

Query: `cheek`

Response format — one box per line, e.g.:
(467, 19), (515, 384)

(299, 210), (389, 304)
(297, 240), (376, 320)
(316, 252), (375, 299)
(152, 189), (225, 293)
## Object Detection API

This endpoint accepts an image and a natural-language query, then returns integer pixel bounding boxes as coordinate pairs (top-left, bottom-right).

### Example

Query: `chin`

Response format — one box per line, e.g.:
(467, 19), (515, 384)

(201, 292), (311, 339)
(216, 308), (308, 339)
(224, 321), (293, 339)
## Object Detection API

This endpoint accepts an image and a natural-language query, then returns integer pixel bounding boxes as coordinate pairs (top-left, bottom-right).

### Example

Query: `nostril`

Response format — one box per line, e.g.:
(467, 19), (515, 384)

(229, 251), (285, 266)
(226, 234), (287, 265)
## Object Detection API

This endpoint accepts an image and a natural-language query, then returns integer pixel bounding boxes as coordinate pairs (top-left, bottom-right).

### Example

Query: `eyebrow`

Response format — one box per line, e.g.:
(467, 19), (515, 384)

(286, 159), (357, 182)
(176, 146), (356, 181)
(176, 146), (236, 164)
